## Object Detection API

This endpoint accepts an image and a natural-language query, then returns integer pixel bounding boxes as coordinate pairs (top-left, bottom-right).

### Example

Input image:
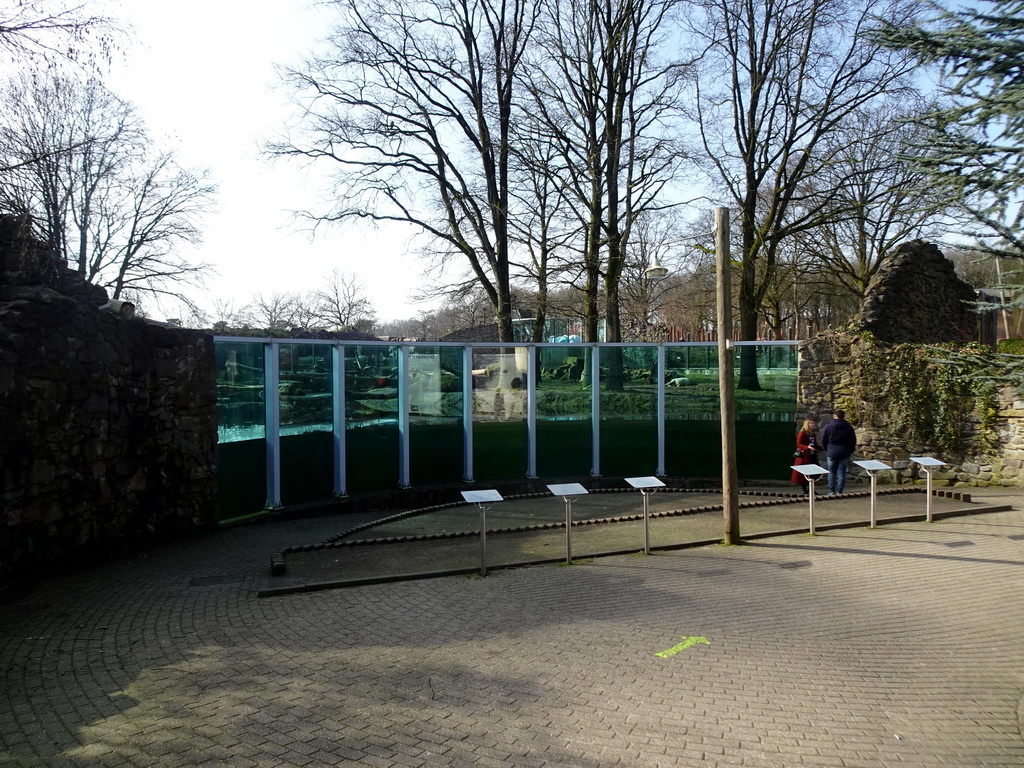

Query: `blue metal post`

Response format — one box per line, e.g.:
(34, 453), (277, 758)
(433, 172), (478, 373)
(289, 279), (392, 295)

(591, 345), (601, 476)
(527, 345), (537, 478)
(264, 341), (281, 509)
(463, 345), (474, 482)
(398, 345), (411, 488)
(332, 344), (347, 497)
(656, 344), (666, 476)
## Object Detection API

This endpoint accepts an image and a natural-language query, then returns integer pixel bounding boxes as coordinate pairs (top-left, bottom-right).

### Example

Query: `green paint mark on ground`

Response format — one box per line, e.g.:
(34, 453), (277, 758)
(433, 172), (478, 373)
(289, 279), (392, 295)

(655, 636), (710, 658)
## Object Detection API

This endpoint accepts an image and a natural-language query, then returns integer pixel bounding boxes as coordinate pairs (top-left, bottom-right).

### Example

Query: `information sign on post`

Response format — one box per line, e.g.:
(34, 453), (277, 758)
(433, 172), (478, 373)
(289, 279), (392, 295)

(461, 490), (504, 576)
(909, 457), (947, 522)
(853, 460), (892, 528)
(790, 464), (830, 534)
(625, 476), (665, 554)
(547, 483), (588, 564)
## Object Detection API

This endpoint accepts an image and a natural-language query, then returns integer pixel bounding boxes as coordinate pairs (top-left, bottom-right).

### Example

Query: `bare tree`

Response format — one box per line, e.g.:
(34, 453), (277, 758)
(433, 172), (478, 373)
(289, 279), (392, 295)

(208, 298), (248, 332)
(313, 268), (376, 330)
(525, 0), (684, 344)
(242, 292), (299, 331)
(682, 0), (919, 388)
(434, 285), (501, 334)
(379, 287), (496, 339)
(285, 295), (325, 332)
(946, 245), (1000, 290)
(0, 74), (214, 304)
(618, 210), (687, 340)
(376, 315), (431, 340)
(275, 0), (540, 341)
(90, 151), (215, 302)
(794, 103), (950, 302)
(0, 1), (116, 67)
(0, 74), (135, 261)
(507, 129), (580, 342)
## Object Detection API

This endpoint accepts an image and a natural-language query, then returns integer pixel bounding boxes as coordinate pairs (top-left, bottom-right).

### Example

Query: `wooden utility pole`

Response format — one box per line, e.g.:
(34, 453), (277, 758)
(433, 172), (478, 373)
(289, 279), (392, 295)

(716, 207), (740, 544)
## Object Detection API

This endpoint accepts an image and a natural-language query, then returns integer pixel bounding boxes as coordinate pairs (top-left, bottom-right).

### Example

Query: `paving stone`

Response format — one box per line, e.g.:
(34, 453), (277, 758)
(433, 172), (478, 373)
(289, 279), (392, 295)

(1, 494), (1023, 767)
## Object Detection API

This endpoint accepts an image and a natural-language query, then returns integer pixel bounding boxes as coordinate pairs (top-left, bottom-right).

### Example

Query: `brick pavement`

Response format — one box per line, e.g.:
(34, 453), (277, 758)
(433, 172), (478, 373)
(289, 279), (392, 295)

(1, 490), (1023, 767)
(269, 488), (998, 593)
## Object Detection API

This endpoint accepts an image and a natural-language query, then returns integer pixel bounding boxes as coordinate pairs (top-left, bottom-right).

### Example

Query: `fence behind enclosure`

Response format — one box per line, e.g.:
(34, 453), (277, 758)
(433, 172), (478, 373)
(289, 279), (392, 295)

(214, 338), (799, 522)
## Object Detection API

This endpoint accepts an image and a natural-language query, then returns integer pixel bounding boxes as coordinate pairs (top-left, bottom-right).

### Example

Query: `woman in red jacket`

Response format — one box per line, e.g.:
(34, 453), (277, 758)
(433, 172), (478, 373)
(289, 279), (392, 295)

(790, 418), (818, 493)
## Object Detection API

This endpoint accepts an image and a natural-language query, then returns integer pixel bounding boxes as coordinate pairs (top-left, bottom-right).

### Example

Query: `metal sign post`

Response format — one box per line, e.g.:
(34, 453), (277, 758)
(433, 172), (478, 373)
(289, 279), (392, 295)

(625, 476), (666, 554)
(791, 464), (830, 535)
(853, 460), (892, 528)
(547, 483), (589, 564)
(461, 490), (504, 576)
(910, 457), (947, 522)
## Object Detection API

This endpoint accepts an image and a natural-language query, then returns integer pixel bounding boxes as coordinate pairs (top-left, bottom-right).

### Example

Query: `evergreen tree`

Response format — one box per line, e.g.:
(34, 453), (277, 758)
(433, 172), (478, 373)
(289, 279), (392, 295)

(874, 0), (1024, 263)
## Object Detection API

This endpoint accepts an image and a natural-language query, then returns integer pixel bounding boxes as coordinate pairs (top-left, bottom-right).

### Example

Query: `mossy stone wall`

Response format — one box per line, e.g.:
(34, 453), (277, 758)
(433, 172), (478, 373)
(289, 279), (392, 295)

(798, 332), (1024, 487)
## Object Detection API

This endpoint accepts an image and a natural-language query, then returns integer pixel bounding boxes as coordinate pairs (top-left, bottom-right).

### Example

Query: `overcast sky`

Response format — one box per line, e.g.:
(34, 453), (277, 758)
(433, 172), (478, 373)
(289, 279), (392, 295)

(105, 0), (431, 324)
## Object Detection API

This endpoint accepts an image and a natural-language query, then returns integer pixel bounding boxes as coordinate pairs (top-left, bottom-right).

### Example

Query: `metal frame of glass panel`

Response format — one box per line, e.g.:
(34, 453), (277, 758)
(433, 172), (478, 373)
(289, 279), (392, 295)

(526, 346), (538, 478)
(264, 341), (281, 508)
(213, 336), (798, 514)
(398, 345), (411, 488)
(656, 345), (667, 476)
(591, 346), (601, 476)
(463, 346), (474, 482)
(332, 345), (346, 497)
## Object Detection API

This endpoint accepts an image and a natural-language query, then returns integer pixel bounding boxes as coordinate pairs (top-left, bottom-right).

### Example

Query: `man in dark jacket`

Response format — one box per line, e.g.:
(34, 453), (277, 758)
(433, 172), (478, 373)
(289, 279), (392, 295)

(819, 409), (857, 494)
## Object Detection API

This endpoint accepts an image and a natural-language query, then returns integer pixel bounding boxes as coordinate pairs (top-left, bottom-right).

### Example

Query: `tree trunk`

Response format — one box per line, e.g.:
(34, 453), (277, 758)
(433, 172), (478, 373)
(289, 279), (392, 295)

(604, 258), (625, 392)
(737, 203), (762, 391)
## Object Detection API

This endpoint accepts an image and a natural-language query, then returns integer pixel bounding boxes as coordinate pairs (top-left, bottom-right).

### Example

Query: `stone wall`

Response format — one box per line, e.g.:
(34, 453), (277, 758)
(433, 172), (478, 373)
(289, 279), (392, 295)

(0, 215), (217, 583)
(798, 331), (1024, 487)
(791, 239), (1023, 488)
(855, 239), (977, 344)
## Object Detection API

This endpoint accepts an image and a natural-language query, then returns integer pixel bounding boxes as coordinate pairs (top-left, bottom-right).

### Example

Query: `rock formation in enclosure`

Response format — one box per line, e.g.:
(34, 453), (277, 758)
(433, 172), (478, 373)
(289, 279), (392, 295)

(855, 240), (977, 344)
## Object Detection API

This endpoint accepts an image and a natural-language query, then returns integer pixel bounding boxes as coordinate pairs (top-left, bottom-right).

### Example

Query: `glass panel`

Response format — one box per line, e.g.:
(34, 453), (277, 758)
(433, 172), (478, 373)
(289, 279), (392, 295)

(664, 345), (721, 478)
(345, 345), (400, 492)
(749, 343), (799, 371)
(216, 437), (268, 521)
(215, 341), (265, 443)
(408, 345), (464, 486)
(214, 341), (266, 520)
(536, 345), (592, 477)
(279, 344), (333, 505)
(734, 345), (799, 480)
(471, 346), (528, 482)
(599, 345), (658, 477)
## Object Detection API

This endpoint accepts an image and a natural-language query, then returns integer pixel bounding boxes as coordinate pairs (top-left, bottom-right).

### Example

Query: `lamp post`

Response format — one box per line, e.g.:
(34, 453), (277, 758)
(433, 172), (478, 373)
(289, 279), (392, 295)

(645, 255), (669, 280)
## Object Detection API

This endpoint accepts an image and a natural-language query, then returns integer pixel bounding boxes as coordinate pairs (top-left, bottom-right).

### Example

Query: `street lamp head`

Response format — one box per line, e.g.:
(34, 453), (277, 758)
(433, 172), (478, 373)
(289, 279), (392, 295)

(645, 255), (669, 280)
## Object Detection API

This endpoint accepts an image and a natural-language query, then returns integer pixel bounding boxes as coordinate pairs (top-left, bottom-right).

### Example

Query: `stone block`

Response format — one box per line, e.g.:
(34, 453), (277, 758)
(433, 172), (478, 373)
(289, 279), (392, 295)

(30, 460), (55, 485)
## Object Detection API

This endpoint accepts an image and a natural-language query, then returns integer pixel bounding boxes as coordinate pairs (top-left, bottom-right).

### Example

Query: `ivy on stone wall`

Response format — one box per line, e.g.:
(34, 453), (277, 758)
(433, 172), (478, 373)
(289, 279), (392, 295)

(844, 332), (1002, 455)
